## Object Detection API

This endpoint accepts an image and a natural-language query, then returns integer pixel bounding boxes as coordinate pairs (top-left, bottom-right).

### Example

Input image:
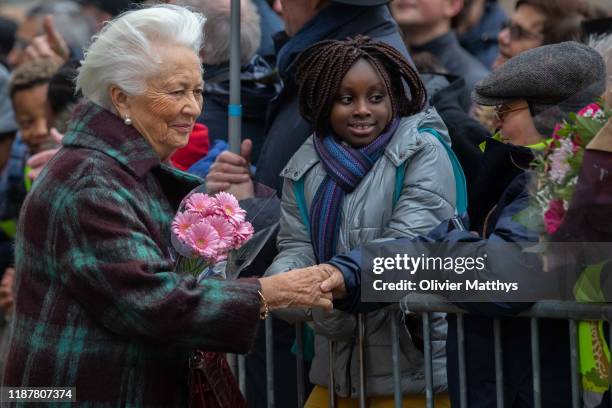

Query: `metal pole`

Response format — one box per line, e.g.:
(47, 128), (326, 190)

(531, 318), (542, 408)
(493, 319), (504, 408)
(328, 340), (336, 408)
(238, 354), (246, 398)
(390, 314), (402, 408)
(569, 320), (580, 408)
(423, 312), (434, 408)
(265, 317), (275, 408)
(295, 323), (305, 408)
(457, 313), (468, 408)
(358, 314), (367, 408)
(228, 0), (241, 153)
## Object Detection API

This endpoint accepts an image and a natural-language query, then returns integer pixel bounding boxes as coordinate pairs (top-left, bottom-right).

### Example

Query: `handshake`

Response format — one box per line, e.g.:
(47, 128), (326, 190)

(258, 264), (347, 312)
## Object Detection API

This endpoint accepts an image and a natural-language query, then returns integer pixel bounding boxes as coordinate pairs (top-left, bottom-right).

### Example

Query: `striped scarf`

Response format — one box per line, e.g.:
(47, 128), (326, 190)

(310, 118), (399, 262)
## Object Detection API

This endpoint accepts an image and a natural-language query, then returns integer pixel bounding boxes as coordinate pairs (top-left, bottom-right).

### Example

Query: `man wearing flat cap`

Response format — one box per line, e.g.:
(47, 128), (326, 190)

(467, 41), (606, 235)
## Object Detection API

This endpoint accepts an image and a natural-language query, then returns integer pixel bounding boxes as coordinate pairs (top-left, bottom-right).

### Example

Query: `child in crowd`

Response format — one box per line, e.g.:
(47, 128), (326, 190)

(9, 59), (60, 156)
(265, 36), (464, 407)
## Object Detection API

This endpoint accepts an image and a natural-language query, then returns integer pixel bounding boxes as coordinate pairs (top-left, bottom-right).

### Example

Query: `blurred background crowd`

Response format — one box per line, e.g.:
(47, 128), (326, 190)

(0, 0), (611, 407)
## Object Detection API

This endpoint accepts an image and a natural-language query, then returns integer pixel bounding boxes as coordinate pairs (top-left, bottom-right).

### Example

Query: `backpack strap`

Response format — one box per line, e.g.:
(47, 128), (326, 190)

(292, 177), (311, 233)
(418, 127), (468, 215)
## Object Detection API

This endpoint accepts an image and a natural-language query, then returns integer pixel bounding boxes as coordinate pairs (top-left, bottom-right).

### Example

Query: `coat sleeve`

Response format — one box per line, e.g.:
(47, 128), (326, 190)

(264, 176), (318, 323)
(55, 186), (261, 352)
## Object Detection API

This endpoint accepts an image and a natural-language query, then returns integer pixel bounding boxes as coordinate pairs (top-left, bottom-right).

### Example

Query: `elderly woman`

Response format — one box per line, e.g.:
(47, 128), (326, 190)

(2, 5), (338, 406)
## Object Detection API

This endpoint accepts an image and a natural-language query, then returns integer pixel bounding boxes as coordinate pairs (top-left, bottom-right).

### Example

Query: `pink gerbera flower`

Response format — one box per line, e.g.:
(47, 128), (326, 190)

(234, 221), (254, 247)
(171, 211), (201, 242)
(186, 193), (216, 216)
(214, 192), (246, 224)
(206, 215), (235, 250)
(186, 221), (220, 261)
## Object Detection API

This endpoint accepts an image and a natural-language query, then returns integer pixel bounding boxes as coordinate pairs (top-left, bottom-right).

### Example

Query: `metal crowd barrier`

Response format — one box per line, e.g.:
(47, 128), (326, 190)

(230, 296), (612, 408)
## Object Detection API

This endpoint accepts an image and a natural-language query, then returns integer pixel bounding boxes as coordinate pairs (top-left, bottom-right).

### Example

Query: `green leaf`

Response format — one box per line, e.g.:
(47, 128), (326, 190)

(513, 205), (544, 232)
(574, 262), (606, 302)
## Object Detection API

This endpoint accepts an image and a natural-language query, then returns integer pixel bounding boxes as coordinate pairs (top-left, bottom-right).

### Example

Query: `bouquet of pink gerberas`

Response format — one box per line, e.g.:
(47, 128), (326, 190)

(171, 189), (254, 279)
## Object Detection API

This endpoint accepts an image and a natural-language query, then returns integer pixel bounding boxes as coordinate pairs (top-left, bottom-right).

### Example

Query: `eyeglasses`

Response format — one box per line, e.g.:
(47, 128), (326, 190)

(501, 21), (543, 41)
(494, 104), (529, 122)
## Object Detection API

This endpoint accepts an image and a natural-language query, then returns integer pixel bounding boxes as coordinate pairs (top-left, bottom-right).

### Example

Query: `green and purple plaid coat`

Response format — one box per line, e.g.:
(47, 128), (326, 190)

(2, 102), (261, 407)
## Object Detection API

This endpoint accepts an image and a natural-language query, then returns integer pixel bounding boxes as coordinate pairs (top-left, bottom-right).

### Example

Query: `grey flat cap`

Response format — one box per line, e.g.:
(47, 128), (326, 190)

(473, 41), (606, 112)
(331, 0), (390, 5)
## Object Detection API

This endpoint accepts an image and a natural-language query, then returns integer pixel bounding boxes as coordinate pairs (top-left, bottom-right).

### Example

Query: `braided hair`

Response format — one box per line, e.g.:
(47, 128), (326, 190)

(295, 35), (427, 137)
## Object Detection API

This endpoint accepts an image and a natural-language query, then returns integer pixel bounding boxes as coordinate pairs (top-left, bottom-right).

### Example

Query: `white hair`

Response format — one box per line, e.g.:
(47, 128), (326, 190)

(76, 4), (206, 110)
(590, 33), (612, 91)
(179, 0), (261, 66)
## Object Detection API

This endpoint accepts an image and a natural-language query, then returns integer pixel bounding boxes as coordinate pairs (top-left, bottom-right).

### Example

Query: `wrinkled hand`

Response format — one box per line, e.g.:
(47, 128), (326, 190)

(26, 128), (63, 181)
(23, 16), (69, 63)
(0, 267), (15, 317)
(206, 139), (254, 200)
(259, 264), (342, 312)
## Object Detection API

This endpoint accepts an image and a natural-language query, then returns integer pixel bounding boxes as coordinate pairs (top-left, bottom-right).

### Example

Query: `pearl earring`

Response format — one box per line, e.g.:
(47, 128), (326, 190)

(124, 115), (132, 126)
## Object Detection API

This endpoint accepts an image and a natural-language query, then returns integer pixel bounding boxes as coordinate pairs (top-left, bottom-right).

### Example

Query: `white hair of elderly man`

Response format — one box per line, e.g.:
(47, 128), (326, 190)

(179, 0), (261, 66)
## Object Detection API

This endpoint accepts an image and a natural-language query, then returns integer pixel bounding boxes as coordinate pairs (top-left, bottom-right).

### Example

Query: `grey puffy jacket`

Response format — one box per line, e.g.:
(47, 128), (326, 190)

(265, 109), (456, 397)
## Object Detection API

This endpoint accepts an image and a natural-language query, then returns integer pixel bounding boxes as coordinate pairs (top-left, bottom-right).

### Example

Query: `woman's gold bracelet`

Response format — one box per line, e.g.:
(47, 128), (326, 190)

(258, 290), (269, 320)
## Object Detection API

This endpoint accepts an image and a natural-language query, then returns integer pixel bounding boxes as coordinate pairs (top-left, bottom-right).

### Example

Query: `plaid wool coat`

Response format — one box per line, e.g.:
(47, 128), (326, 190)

(2, 103), (262, 407)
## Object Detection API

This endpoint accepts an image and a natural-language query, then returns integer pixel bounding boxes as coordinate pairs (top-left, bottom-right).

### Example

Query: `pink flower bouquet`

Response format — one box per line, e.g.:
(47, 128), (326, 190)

(171, 191), (254, 279)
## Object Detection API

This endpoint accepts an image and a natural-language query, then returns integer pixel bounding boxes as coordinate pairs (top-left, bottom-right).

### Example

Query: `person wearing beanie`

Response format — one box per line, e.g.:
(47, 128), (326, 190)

(303, 41), (607, 407)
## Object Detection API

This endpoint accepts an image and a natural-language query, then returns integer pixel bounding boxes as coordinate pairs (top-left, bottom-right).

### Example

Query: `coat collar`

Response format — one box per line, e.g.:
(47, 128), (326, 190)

(62, 102), (161, 178)
(281, 108), (450, 181)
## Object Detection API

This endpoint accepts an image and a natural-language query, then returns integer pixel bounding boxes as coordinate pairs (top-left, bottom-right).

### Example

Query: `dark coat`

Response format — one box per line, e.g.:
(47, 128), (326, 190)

(197, 55), (280, 164)
(412, 31), (489, 96)
(254, 3), (411, 194)
(3, 103), (262, 407)
(429, 74), (489, 198)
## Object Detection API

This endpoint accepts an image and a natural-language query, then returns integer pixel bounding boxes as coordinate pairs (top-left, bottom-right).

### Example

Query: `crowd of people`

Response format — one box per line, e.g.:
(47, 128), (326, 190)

(0, 0), (610, 407)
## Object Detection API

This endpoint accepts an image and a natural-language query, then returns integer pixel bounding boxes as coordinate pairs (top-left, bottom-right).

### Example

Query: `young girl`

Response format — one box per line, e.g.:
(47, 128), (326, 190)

(265, 36), (463, 407)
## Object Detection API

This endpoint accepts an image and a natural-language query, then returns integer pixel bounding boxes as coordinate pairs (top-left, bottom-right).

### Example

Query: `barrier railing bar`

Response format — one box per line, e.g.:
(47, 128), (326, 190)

(423, 312), (434, 408)
(358, 314), (367, 408)
(457, 313), (467, 408)
(400, 296), (612, 320)
(328, 340), (336, 408)
(493, 319), (504, 408)
(238, 354), (246, 398)
(609, 322), (612, 408)
(390, 314), (402, 408)
(530, 318), (541, 408)
(295, 323), (305, 408)
(265, 317), (275, 408)
(569, 319), (580, 408)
